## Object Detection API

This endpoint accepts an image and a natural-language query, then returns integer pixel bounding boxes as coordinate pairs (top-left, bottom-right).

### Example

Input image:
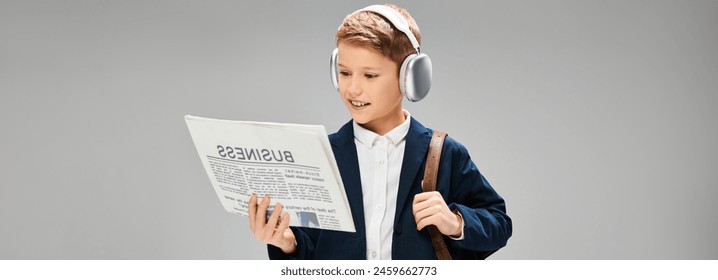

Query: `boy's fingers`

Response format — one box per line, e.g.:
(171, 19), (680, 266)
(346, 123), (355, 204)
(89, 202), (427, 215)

(276, 213), (296, 254)
(264, 203), (283, 240)
(414, 206), (432, 222)
(414, 191), (440, 200)
(416, 216), (427, 231)
(255, 195), (270, 234)
(413, 192), (429, 204)
(414, 206), (441, 228)
(416, 215), (439, 231)
(412, 195), (434, 216)
(248, 194), (257, 232)
(412, 193), (425, 215)
(412, 192), (435, 208)
(275, 212), (291, 239)
(412, 192), (446, 215)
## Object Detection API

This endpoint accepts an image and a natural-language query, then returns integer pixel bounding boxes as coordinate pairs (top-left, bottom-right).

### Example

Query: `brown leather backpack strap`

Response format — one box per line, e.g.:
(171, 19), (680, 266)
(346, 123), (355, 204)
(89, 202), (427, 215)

(422, 131), (446, 193)
(422, 130), (452, 260)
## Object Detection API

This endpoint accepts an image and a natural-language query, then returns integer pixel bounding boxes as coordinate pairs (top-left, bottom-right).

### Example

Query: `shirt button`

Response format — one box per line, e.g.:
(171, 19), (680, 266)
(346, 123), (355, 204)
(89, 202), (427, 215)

(376, 204), (383, 209)
(371, 251), (377, 258)
(379, 160), (385, 165)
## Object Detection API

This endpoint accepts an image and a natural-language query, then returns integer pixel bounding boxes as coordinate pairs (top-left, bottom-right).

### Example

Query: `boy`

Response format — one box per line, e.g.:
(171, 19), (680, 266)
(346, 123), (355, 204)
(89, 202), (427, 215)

(247, 4), (512, 260)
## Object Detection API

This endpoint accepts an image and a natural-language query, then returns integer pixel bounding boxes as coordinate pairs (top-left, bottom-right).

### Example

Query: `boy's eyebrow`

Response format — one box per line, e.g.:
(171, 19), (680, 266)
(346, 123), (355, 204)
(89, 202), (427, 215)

(338, 63), (381, 71)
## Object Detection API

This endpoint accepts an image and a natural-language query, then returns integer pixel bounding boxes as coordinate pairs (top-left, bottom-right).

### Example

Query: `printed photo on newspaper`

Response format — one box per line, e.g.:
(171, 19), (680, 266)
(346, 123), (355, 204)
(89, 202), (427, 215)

(185, 115), (356, 233)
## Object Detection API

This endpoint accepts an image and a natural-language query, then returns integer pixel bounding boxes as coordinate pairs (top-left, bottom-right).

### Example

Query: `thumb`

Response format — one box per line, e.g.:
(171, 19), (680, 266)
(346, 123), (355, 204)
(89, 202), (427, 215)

(283, 228), (295, 240)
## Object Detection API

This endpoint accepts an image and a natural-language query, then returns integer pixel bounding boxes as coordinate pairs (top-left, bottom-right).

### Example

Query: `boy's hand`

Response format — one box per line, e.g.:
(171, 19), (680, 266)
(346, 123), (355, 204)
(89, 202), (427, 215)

(412, 191), (463, 238)
(248, 194), (297, 254)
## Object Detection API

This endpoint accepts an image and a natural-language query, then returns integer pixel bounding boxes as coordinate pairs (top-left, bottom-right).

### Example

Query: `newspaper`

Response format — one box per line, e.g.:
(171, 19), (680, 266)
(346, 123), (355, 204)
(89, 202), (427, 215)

(185, 115), (355, 233)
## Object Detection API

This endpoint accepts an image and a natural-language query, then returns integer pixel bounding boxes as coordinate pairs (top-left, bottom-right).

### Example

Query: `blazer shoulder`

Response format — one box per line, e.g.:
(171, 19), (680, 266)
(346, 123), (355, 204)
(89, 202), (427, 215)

(442, 135), (469, 155)
(424, 128), (469, 158)
(409, 117), (469, 158)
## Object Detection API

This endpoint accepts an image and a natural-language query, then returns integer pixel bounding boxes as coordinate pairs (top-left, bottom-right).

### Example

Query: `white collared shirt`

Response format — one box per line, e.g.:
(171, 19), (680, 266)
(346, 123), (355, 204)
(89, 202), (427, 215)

(353, 111), (411, 260)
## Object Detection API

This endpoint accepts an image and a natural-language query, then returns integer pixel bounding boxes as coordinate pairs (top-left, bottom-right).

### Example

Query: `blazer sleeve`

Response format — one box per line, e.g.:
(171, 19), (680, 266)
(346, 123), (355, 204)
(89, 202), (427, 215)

(443, 138), (513, 252)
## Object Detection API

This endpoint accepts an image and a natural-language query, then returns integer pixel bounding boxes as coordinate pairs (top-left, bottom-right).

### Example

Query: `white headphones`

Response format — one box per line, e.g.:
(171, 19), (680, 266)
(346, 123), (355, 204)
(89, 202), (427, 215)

(330, 5), (432, 102)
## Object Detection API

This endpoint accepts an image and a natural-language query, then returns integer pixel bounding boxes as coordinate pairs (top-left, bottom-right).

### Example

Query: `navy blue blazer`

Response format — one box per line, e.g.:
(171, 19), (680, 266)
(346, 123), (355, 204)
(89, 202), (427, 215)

(268, 117), (512, 259)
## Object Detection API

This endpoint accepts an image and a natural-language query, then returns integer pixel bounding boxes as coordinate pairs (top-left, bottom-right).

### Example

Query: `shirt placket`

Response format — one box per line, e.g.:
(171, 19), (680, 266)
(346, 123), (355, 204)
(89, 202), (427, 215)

(368, 136), (389, 259)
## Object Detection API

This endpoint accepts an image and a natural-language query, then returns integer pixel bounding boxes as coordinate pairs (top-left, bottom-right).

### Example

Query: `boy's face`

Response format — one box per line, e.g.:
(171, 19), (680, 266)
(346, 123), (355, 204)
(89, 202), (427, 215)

(337, 42), (404, 134)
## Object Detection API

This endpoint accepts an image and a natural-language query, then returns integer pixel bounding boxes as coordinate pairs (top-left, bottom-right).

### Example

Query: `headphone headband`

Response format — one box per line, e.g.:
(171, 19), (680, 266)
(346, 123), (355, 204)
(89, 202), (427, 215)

(351, 5), (421, 53)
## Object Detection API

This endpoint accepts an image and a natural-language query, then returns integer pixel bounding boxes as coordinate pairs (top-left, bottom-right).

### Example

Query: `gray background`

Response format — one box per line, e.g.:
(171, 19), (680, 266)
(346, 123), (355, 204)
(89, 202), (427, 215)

(1, 0), (716, 259)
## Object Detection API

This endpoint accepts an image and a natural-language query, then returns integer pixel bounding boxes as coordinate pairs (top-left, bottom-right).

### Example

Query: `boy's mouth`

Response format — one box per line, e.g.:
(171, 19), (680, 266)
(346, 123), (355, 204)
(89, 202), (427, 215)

(350, 100), (371, 107)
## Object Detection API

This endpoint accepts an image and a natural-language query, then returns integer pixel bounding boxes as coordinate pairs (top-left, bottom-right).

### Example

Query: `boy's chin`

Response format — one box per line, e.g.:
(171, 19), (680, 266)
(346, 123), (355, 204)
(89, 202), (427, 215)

(349, 113), (375, 125)
(351, 116), (371, 125)
(346, 109), (366, 122)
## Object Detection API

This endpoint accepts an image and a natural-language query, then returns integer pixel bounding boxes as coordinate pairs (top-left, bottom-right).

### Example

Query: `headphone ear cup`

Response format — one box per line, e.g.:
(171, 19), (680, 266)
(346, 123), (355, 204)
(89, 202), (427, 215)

(330, 48), (339, 91)
(400, 53), (432, 102)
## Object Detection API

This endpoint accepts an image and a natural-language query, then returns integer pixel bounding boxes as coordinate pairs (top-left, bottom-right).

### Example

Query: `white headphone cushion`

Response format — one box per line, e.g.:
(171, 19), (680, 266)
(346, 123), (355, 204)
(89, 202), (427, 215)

(330, 48), (339, 90)
(399, 54), (415, 98)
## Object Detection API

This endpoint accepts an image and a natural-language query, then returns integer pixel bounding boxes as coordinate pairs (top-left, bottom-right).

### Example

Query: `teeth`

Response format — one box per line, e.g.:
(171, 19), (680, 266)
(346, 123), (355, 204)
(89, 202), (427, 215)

(351, 101), (369, 107)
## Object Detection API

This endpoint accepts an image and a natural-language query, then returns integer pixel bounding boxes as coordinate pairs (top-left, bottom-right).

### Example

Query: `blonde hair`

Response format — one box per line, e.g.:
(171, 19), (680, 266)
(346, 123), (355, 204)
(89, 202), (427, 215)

(335, 4), (422, 67)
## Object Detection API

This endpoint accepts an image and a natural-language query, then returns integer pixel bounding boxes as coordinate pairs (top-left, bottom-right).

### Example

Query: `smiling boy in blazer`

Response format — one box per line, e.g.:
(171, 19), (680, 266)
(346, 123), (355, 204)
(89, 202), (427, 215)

(247, 3), (512, 260)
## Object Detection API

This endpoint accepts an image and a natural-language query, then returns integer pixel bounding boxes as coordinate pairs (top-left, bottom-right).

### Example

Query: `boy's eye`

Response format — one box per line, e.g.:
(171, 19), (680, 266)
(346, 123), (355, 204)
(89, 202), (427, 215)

(364, 73), (378, 79)
(339, 71), (351, 77)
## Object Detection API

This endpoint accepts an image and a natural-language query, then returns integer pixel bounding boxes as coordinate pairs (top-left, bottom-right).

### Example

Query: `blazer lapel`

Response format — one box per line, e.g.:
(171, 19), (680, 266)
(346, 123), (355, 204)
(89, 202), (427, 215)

(394, 117), (432, 221)
(330, 121), (366, 236)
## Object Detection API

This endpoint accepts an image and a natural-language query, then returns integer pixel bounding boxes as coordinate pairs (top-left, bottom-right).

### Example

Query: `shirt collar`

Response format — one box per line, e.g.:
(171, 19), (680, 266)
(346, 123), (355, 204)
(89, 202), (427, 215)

(353, 110), (412, 148)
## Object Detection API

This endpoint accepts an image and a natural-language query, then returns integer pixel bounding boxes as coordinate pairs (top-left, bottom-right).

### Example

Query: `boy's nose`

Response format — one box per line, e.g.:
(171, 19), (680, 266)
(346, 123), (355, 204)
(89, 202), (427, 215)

(346, 77), (362, 96)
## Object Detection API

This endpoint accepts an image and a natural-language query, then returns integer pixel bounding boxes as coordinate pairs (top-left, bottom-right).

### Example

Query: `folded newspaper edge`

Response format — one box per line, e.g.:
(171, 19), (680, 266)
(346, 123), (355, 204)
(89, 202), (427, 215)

(185, 115), (356, 233)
